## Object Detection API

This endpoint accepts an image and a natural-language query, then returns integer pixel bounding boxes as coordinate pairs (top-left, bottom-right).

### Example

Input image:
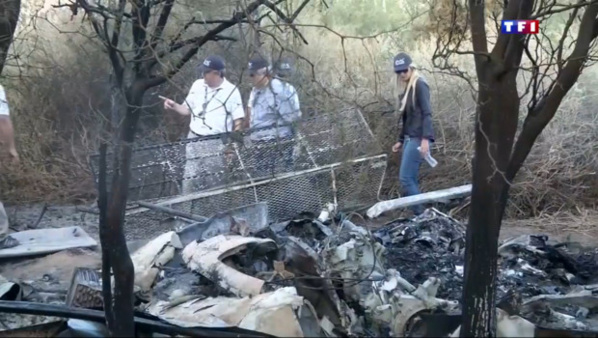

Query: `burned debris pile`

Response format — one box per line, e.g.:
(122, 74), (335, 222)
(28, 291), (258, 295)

(374, 210), (466, 300)
(3, 205), (598, 336)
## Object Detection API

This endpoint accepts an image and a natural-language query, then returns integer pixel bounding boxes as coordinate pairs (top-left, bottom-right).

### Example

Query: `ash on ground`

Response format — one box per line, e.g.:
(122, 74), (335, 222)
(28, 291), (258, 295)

(375, 209), (598, 301)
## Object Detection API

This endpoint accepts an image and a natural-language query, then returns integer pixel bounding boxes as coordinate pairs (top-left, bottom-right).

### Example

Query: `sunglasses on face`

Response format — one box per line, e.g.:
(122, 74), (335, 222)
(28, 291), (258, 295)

(395, 69), (408, 74)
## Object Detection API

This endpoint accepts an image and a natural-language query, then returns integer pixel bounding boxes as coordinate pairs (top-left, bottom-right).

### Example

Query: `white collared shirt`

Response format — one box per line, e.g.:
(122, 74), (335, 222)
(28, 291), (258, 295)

(184, 78), (244, 136)
(0, 85), (9, 116)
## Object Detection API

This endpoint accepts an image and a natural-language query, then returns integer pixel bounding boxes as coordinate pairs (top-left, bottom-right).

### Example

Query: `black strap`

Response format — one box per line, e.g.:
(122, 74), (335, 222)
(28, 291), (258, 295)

(189, 129), (204, 137)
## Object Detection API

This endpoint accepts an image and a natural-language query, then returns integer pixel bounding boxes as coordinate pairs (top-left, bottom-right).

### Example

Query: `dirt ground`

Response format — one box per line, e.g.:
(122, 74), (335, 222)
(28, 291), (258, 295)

(1, 202), (597, 287)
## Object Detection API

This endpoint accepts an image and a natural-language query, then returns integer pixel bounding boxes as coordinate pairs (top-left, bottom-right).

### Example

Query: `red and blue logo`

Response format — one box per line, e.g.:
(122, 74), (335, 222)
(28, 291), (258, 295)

(501, 20), (539, 34)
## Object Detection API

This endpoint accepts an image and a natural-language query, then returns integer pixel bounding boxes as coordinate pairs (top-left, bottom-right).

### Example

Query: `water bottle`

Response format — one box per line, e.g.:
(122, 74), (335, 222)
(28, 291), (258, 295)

(417, 147), (438, 168)
(0, 202), (7, 237)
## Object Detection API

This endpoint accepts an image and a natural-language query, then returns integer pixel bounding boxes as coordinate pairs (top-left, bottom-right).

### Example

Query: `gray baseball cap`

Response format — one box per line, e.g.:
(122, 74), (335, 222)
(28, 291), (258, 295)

(275, 57), (293, 77)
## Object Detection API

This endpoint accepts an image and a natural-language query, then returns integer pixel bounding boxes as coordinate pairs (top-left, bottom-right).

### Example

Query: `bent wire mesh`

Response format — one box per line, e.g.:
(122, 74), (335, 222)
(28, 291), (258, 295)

(88, 108), (388, 240)
(122, 155), (387, 240)
(89, 108), (382, 200)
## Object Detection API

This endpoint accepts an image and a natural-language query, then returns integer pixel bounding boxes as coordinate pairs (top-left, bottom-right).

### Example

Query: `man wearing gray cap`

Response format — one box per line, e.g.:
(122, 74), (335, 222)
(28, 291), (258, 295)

(274, 56), (294, 79)
(162, 55), (244, 194)
(246, 55), (301, 177)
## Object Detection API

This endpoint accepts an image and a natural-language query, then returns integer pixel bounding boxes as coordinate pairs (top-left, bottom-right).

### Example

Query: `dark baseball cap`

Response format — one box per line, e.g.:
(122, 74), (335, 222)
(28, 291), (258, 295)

(199, 55), (226, 73)
(248, 56), (270, 73)
(393, 52), (412, 72)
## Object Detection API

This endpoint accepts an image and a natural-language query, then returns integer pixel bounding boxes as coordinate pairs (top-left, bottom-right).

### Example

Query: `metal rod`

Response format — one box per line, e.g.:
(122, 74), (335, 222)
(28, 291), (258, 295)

(0, 300), (274, 337)
(137, 154), (388, 209)
(137, 201), (207, 222)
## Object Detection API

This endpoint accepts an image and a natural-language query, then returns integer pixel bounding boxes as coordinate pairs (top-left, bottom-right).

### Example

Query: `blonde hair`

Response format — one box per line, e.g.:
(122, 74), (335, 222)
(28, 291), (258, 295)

(395, 65), (421, 113)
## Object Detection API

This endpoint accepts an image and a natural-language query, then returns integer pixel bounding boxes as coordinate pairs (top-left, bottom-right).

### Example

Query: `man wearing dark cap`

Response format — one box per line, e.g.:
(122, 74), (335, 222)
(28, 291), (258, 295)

(163, 55), (244, 136)
(246, 55), (301, 177)
(162, 55), (244, 194)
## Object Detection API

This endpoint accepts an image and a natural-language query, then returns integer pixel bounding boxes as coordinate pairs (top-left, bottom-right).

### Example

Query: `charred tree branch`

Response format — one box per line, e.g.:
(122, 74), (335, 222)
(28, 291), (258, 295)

(531, 0), (598, 19)
(261, 0), (308, 44)
(502, 0), (535, 74)
(76, 0), (125, 82)
(149, 0), (174, 51)
(131, 0), (151, 71)
(469, 0), (490, 70)
(493, 0), (522, 58)
(110, 0), (127, 57)
(145, 0), (303, 89)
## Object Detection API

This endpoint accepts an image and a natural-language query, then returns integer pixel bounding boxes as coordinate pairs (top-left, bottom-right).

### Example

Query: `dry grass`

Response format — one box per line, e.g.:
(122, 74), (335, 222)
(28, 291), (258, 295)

(502, 208), (598, 238)
(0, 2), (596, 222)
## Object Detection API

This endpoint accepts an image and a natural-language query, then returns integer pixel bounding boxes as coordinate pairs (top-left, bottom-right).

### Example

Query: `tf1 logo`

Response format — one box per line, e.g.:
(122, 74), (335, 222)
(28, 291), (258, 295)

(501, 20), (539, 34)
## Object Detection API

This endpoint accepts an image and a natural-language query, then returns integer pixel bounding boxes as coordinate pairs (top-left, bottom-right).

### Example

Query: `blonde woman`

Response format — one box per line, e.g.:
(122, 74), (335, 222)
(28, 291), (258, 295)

(391, 53), (435, 216)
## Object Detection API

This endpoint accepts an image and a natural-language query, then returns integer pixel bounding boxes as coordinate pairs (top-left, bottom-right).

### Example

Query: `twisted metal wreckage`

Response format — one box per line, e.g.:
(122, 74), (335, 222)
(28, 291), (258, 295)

(2, 110), (598, 336)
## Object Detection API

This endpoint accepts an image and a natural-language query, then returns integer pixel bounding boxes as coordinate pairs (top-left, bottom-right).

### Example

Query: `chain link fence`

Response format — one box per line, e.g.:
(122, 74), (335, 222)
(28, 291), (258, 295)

(89, 108), (388, 240)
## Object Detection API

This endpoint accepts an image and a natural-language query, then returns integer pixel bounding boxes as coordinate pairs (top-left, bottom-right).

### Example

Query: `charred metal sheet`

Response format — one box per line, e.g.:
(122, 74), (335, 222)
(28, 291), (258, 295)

(176, 202), (269, 247)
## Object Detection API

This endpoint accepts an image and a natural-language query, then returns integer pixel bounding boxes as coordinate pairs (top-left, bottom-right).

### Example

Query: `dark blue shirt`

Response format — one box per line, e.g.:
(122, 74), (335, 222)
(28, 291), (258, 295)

(398, 78), (435, 143)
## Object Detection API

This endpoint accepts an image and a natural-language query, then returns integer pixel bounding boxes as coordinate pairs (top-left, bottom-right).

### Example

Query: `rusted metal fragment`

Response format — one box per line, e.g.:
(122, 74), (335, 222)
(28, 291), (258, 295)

(181, 235), (276, 297)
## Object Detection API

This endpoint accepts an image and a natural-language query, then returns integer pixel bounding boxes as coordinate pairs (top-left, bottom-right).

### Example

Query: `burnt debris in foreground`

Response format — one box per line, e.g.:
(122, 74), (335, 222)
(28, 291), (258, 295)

(2, 206), (598, 336)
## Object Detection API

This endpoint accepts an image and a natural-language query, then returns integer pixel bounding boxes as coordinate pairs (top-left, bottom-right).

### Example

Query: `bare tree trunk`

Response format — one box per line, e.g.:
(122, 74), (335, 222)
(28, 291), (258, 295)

(99, 81), (145, 336)
(461, 69), (520, 336)
(0, 0), (20, 74)
(97, 142), (115, 330)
